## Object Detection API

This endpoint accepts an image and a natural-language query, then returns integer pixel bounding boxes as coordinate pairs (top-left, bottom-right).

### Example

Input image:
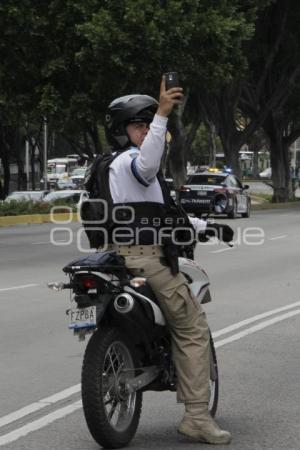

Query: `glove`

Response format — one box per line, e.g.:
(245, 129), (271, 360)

(204, 223), (234, 243)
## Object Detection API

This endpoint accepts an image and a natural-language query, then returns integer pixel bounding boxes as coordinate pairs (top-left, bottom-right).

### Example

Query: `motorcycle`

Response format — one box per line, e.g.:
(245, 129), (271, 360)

(48, 248), (219, 449)
(48, 199), (229, 449)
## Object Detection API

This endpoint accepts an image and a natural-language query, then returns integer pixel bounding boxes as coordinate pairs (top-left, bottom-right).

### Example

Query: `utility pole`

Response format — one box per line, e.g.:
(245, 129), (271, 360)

(25, 139), (30, 190)
(43, 116), (48, 190)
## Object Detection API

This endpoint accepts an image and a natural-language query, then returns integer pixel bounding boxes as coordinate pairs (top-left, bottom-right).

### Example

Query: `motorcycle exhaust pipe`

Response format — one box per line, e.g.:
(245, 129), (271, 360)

(114, 293), (135, 314)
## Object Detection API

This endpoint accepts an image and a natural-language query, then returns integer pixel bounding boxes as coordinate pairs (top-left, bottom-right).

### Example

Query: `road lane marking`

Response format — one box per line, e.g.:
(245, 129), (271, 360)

(210, 247), (233, 254)
(0, 384), (80, 428)
(214, 308), (300, 348)
(212, 300), (300, 338)
(269, 235), (287, 240)
(0, 401), (82, 447)
(1, 305), (300, 446)
(0, 284), (39, 292)
(32, 240), (67, 244)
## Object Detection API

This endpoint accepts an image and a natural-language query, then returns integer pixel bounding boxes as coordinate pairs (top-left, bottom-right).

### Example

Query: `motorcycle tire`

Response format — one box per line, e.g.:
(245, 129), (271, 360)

(81, 327), (142, 449)
(209, 332), (219, 417)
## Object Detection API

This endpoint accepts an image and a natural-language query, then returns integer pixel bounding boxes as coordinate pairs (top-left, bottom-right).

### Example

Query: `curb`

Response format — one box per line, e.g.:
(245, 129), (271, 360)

(252, 201), (300, 210)
(0, 212), (79, 227)
(0, 202), (299, 227)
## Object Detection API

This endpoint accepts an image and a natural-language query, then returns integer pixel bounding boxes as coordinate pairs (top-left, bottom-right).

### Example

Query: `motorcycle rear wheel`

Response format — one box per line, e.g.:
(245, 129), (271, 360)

(82, 327), (142, 449)
(209, 333), (219, 417)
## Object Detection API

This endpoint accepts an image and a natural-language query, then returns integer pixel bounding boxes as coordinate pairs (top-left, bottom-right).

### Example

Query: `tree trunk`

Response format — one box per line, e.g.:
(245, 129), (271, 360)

(0, 129), (10, 197)
(205, 121), (217, 167)
(252, 150), (259, 178)
(0, 177), (3, 200)
(220, 134), (242, 177)
(88, 123), (103, 155)
(269, 139), (290, 202)
(197, 86), (247, 178)
(17, 160), (26, 190)
(263, 115), (290, 202)
(167, 107), (187, 189)
(15, 131), (26, 190)
(0, 156), (4, 199)
(1, 152), (10, 198)
(31, 148), (36, 190)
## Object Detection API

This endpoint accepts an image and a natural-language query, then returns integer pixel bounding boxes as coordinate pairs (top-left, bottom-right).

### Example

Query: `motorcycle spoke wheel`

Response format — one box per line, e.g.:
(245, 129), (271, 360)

(102, 341), (137, 432)
(82, 328), (142, 449)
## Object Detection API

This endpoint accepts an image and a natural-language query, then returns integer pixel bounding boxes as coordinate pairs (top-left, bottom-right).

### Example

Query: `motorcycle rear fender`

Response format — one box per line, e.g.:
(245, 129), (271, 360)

(72, 270), (115, 283)
(178, 257), (212, 304)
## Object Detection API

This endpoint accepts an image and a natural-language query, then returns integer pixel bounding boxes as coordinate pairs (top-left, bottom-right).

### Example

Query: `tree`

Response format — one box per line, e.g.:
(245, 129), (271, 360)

(47, 0), (262, 187)
(0, 0), (283, 194)
(0, 0), (50, 194)
(240, 0), (300, 201)
(193, 0), (300, 203)
(181, 1), (273, 179)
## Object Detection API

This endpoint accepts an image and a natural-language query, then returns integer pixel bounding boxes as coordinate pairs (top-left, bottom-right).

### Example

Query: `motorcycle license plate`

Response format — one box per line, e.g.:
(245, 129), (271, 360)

(69, 306), (96, 329)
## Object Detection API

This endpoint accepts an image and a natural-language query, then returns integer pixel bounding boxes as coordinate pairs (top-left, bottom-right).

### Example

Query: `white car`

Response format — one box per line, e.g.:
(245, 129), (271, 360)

(43, 190), (88, 209)
(259, 167), (272, 178)
(4, 190), (49, 202)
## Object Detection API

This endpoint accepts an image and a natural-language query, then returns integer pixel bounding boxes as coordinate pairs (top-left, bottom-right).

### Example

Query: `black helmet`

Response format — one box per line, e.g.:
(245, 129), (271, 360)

(105, 94), (158, 149)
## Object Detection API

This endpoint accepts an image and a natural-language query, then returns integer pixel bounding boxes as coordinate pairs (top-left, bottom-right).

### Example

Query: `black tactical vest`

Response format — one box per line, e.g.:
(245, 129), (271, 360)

(81, 154), (195, 257)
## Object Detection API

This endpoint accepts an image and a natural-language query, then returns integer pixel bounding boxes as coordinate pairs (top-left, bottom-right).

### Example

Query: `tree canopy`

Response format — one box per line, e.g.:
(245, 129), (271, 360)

(1, 0), (259, 135)
(0, 0), (299, 201)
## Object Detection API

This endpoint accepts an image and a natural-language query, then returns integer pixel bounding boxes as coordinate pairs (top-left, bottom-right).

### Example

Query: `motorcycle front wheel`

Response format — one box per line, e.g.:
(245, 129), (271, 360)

(209, 332), (219, 417)
(81, 327), (142, 449)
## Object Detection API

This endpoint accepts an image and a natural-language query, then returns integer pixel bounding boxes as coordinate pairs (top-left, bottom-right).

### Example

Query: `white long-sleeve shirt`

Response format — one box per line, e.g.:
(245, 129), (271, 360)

(109, 113), (206, 233)
(109, 114), (167, 203)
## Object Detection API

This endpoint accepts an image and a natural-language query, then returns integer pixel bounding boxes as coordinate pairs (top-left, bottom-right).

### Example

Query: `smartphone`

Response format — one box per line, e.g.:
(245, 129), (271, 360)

(164, 72), (179, 90)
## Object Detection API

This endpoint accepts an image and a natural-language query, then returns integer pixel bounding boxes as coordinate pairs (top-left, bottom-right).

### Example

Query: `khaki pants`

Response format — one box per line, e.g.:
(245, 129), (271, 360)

(125, 255), (210, 404)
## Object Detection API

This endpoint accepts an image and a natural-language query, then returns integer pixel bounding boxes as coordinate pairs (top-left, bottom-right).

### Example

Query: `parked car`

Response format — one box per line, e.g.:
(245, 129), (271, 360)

(70, 167), (86, 188)
(179, 171), (251, 218)
(43, 190), (88, 209)
(259, 167), (272, 178)
(4, 190), (49, 203)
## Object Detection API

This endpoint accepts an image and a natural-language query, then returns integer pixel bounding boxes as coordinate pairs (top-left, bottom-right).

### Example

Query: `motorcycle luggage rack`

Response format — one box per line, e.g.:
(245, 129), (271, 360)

(63, 251), (126, 275)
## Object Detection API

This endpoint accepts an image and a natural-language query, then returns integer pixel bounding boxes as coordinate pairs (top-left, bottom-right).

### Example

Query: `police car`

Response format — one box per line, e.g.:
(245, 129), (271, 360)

(179, 171), (251, 218)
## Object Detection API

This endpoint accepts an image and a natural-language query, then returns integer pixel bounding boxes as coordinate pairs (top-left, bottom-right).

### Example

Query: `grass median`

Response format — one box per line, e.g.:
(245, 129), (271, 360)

(0, 200), (79, 226)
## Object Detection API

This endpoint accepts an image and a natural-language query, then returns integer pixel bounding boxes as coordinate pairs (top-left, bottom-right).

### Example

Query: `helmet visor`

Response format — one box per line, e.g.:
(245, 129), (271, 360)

(125, 109), (155, 125)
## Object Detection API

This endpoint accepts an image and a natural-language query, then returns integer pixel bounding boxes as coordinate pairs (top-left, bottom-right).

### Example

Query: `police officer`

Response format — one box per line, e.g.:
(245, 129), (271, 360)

(103, 76), (233, 445)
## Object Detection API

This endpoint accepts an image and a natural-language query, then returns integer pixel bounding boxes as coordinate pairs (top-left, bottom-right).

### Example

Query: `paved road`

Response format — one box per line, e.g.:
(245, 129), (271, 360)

(0, 207), (299, 449)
